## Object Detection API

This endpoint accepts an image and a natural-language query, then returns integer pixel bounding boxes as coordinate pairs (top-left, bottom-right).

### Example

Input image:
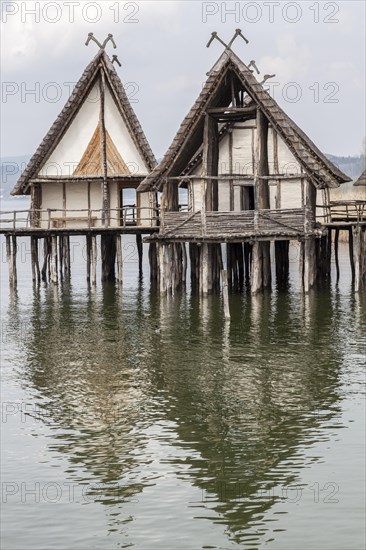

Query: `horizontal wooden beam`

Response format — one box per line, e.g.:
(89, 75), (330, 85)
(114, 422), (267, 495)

(206, 106), (257, 115)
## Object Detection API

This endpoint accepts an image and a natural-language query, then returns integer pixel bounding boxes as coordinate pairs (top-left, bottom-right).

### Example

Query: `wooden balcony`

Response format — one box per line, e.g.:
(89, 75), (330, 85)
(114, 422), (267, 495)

(0, 207), (159, 236)
(155, 207), (317, 243)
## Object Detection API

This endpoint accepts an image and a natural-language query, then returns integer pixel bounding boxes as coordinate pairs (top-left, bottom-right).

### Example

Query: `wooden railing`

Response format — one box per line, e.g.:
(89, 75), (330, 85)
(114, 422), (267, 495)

(318, 201), (366, 224)
(0, 207), (159, 230)
(160, 208), (311, 240)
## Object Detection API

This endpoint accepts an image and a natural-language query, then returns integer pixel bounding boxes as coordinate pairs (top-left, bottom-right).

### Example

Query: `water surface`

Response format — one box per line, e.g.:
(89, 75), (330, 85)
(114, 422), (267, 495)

(1, 235), (365, 549)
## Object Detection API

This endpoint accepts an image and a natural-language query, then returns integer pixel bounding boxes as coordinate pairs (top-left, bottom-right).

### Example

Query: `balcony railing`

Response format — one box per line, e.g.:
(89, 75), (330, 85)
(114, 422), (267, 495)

(0, 207), (159, 231)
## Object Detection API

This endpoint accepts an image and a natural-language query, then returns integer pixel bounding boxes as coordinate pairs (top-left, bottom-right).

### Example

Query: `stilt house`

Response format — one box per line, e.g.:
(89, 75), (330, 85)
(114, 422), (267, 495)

(11, 45), (157, 229)
(138, 42), (351, 293)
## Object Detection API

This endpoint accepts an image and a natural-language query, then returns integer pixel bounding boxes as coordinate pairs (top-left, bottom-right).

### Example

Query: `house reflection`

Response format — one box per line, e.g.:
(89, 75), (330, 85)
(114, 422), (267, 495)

(10, 282), (350, 544)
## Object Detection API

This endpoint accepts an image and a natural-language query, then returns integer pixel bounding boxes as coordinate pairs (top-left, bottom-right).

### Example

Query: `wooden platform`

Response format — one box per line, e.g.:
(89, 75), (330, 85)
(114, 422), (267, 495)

(150, 208), (318, 243)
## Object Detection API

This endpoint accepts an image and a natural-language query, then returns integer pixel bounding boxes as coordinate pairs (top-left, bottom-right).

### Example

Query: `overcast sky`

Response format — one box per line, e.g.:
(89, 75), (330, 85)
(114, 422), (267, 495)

(1, 0), (365, 159)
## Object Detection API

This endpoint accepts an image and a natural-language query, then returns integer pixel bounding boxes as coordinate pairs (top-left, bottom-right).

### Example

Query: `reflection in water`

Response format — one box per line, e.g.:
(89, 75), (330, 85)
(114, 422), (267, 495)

(4, 274), (365, 549)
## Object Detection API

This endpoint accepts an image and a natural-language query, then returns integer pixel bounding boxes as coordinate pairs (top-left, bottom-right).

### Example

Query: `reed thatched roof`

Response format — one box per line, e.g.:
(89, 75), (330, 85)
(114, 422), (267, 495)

(138, 49), (350, 193)
(354, 169), (366, 186)
(12, 50), (156, 195)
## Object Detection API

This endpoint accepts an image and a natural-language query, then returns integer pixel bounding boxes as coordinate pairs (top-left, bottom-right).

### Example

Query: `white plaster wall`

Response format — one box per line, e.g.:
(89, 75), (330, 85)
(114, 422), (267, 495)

(104, 87), (148, 175)
(232, 126), (254, 175)
(276, 134), (302, 175)
(40, 83), (100, 176)
(40, 184), (63, 226)
(280, 180), (303, 209)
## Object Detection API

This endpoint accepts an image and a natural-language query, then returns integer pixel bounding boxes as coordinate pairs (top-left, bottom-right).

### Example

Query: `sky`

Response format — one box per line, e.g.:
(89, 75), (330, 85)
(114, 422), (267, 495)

(0, 0), (365, 160)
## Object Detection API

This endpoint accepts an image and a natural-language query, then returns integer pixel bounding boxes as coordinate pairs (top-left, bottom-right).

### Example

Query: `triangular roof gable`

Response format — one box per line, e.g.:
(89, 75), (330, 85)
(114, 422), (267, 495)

(354, 169), (366, 186)
(12, 50), (156, 195)
(138, 50), (350, 192)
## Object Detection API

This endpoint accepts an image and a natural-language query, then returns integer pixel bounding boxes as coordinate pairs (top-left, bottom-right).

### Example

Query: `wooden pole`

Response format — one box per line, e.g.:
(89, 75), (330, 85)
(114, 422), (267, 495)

(353, 225), (361, 292)
(6, 236), (13, 286)
(91, 235), (97, 286)
(31, 236), (36, 283)
(101, 234), (116, 282)
(58, 235), (64, 280)
(116, 234), (123, 284)
(41, 237), (49, 282)
(99, 69), (109, 227)
(34, 237), (40, 285)
(304, 238), (316, 293)
(349, 227), (355, 280)
(51, 236), (58, 284)
(222, 270), (231, 320)
(11, 236), (17, 286)
(86, 234), (91, 283)
(136, 234), (143, 275)
(334, 228), (340, 282)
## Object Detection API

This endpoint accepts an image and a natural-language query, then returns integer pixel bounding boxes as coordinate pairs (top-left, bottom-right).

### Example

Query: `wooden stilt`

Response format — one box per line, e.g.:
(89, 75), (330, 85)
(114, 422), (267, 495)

(349, 227), (355, 280)
(149, 242), (158, 285)
(34, 237), (40, 284)
(201, 243), (209, 296)
(64, 235), (71, 278)
(116, 234), (123, 284)
(101, 234), (116, 282)
(58, 235), (64, 280)
(251, 241), (263, 294)
(334, 229), (340, 282)
(136, 234), (143, 275)
(41, 238), (48, 282)
(304, 237), (316, 293)
(11, 236), (17, 286)
(91, 235), (97, 286)
(353, 225), (362, 292)
(51, 236), (58, 284)
(86, 234), (91, 282)
(222, 270), (231, 320)
(243, 242), (251, 287)
(182, 243), (187, 286)
(6, 236), (13, 286)
(31, 236), (37, 283)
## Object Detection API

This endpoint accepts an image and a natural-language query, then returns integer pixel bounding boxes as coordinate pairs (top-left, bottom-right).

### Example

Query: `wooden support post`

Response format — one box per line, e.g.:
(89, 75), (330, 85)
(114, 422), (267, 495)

(10, 236), (17, 286)
(182, 243), (187, 286)
(101, 234), (116, 282)
(275, 240), (289, 289)
(116, 234), (123, 284)
(243, 242), (251, 287)
(86, 234), (91, 282)
(6, 236), (13, 286)
(349, 227), (355, 280)
(31, 236), (37, 283)
(51, 236), (58, 284)
(299, 241), (305, 289)
(256, 108), (271, 291)
(200, 113), (219, 294)
(353, 225), (362, 292)
(136, 234), (143, 275)
(158, 243), (166, 295)
(91, 235), (97, 286)
(304, 237), (316, 293)
(58, 236), (64, 280)
(251, 241), (262, 294)
(34, 237), (40, 284)
(201, 243), (209, 296)
(334, 229), (340, 282)
(222, 270), (231, 320)
(149, 242), (158, 285)
(41, 237), (49, 282)
(99, 69), (110, 227)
